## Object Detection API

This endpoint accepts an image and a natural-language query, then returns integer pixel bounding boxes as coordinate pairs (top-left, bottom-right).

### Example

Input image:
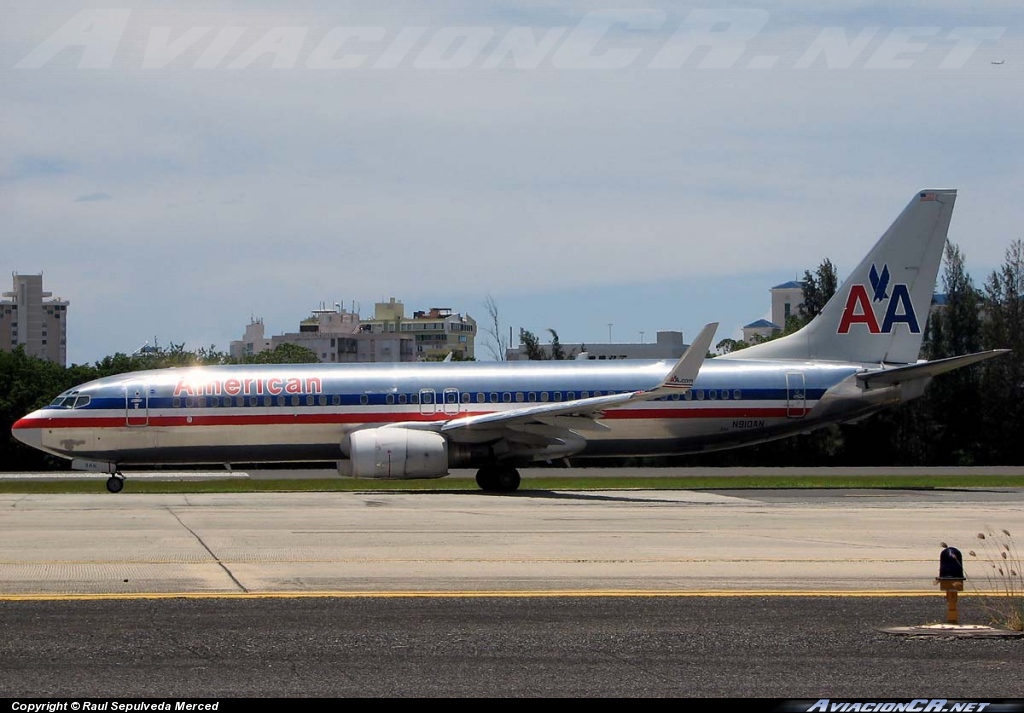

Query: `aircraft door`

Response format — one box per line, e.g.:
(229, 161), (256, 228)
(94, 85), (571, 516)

(419, 389), (436, 416)
(785, 372), (806, 418)
(125, 382), (149, 426)
(443, 388), (460, 415)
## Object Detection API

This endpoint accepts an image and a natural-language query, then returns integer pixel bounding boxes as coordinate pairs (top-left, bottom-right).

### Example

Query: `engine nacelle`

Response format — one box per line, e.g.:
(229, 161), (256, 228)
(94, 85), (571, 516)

(344, 427), (449, 480)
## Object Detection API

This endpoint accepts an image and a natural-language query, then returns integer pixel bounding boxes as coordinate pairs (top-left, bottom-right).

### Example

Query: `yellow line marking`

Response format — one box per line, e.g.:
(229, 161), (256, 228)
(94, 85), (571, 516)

(1, 590), (1008, 602)
(0, 558), (944, 565)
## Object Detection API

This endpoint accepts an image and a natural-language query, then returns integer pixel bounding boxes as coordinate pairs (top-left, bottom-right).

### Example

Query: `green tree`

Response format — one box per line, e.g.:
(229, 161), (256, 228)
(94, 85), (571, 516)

(893, 240), (983, 465)
(793, 258), (839, 332)
(980, 239), (1024, 463)
(548, 329), (569, 360)
(519, 329), (547, 360)
(715, 338), (749, 355)
(0, 347), (80, 470)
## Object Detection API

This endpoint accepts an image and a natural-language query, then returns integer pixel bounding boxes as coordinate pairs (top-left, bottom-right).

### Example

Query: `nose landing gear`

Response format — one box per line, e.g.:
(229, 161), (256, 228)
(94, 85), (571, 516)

(105, 472), (125, 493)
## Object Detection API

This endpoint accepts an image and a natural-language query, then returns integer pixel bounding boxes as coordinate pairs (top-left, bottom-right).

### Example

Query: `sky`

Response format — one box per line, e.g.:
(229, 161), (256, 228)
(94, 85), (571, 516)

(2, 1), (1022, 365)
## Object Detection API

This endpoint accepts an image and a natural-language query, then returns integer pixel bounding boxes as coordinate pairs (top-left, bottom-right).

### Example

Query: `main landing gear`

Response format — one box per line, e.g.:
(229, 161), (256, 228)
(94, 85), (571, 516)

(105, 472), (125, 493)
(475, 464), (521, 493)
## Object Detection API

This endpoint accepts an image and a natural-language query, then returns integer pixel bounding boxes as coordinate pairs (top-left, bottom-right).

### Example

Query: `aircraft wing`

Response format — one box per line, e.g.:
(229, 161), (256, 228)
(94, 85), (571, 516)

(857, 349), (1010, 389)
(440, 323), (717, 439)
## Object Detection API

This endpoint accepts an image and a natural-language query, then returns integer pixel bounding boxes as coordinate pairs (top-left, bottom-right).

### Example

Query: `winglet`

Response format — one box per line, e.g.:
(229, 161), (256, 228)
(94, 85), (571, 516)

(649, 322), (717, 395)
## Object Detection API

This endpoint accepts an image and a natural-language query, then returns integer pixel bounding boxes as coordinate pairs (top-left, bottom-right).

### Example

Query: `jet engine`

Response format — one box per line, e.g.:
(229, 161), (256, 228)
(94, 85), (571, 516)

(343, 427), (449, 479)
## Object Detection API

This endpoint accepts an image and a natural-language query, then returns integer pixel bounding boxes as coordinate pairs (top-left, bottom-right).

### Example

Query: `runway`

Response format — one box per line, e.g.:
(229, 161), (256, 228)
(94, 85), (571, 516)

(2, 486), (1023, 697)
(2, 486), (1023, 596)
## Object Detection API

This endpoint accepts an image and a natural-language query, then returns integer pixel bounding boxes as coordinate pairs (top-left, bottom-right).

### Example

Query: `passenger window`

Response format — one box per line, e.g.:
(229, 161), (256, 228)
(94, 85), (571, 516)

(540, 392), (549, 402)
(265, 397), (272, 407)
(461, 392), (471, 403)
(411, 394), (419, 404)
(253, 397), (261, 407)
(360, 395), (369, 405)
(684, 391), (692, 401)
(709, 390), (717, 400)
(502, 393), (511, 403)
(515, 392), (524, 402)
(305, 396), (314, 406)
(696, 390), (704, 400)
(333, 395), (341, 406)
(490, 393), (498, 403)
(721, 390), (730, 400)
(733, 390), (741, 400)
(580, 392), (588, 399)
(399, 394), (407, 404)
(277, 396), (285, 406)
(554, 392), (563, 402)
(476, 393), (485, 403)
(291, 395), (300, 406)
(386, 394), (395, 405)
(173, 398), (181, 408)
(527, 392), (536, 402)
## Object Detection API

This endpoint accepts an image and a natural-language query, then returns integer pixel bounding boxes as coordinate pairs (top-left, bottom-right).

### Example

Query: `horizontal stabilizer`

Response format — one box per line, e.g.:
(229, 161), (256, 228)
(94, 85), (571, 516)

(856, 350), (1010, 389)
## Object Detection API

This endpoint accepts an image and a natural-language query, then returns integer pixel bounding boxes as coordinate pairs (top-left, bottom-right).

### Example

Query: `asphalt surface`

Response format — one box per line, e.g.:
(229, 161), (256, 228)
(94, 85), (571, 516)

(0, 596), (1022, 698)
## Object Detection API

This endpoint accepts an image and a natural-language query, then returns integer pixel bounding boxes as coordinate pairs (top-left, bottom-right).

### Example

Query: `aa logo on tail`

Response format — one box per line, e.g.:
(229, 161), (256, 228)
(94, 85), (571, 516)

(837, 263), (921, 334)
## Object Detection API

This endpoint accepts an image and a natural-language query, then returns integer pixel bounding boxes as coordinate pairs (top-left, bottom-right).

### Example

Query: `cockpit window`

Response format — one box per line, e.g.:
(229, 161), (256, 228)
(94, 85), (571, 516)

(49, 395), (88, 408)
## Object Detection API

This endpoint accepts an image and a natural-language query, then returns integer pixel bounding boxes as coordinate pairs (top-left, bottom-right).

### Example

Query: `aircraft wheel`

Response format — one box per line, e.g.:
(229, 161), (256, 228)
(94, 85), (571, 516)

(106, 475), (125, 494)
(494, 466), (521, 493)
(475, 467), (498, 492)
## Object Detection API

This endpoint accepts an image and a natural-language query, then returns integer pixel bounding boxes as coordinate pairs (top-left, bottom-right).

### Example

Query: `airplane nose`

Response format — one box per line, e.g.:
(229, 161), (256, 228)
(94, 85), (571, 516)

(11, 415), (43, 451)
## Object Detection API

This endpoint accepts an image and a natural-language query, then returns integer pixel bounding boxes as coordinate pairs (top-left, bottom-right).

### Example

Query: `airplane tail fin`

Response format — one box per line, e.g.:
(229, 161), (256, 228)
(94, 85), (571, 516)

(723, 189), (957, 364)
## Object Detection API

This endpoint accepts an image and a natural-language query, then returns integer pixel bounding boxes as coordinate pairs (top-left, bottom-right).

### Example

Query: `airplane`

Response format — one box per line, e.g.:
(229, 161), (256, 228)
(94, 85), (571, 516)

(12, 189), (1008, 494)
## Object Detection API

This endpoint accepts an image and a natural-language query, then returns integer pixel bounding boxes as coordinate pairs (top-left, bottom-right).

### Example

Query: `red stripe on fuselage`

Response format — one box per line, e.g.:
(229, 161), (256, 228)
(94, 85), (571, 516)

(12, 406), (808, 431)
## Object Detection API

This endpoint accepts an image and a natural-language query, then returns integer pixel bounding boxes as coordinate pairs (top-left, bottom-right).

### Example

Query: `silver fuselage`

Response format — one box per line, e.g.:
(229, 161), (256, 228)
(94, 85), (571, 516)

(12, 357), (908, 469)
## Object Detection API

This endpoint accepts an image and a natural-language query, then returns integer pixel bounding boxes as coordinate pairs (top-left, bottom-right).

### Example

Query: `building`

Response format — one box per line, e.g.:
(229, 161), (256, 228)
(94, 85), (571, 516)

(770, 280), (805, 329)
(360, 298), (477, 360)
(741, 318), (780, 343)
(507, 330), (687, 361)
(740, 280), (805, 343)
(0, 273), (69, 365)
(229, 318), (273, 361)
(230, 303), (416, 363)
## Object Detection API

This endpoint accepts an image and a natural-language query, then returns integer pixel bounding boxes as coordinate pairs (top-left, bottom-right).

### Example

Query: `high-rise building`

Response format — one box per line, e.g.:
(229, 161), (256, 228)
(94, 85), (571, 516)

(0, 273), (69, 365)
